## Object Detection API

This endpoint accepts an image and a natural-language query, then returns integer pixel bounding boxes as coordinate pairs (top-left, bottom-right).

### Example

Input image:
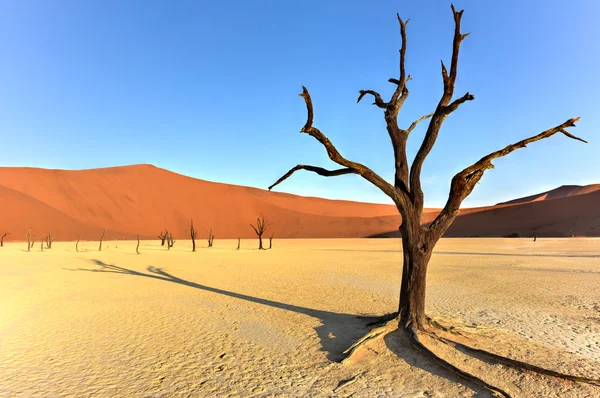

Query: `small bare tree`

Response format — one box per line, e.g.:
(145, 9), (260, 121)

(31, 233), (36, 250)
(236, 237), (240, 250)
(76, 235), (81, 252)
(45, 234), (54, 249)
(158, 229), (168, 246)
(99, 229), (106, 251)
(1, 232), (9, 247)
(136, 234), (140, 255)
(190, 220), (197, 252)
(167, 232), (175, 250)
(268, 5), (590, 394)
(40, 238), (44, 252)
(268, 233), (274, 249)
(250, 214), (268, 250)
(207, 228), (215, 248)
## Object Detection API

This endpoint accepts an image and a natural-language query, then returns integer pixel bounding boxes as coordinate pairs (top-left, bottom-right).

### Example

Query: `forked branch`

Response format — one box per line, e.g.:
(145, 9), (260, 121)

(429, 117), (585, 239)
(410, 5), (472, 212)
(270, 87), (400, 203)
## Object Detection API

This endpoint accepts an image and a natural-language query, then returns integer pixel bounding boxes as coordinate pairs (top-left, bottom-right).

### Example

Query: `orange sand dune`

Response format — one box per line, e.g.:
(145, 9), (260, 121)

(496, 184), (600, 205)
(0, 164), (598, 241)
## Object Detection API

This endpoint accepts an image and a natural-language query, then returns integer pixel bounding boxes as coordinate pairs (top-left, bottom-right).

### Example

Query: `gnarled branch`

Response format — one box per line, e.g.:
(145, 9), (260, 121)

(271, 87), (402, 203)
(357, 90), (387, 109)
(409, 5), (470, 213)
(268, 165), (356, 191)
(428, 117), (585, 239)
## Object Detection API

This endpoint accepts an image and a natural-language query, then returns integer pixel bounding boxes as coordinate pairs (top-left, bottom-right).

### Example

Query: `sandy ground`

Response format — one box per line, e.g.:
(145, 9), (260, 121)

(1, 238), (599, 397)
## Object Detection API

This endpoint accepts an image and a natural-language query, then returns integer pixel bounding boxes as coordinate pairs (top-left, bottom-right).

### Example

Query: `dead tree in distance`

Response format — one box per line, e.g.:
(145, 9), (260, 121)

(40, 236), (44, 252)
(136, 234), (140, 255)
(207, 228), (215, 248)
(45, 234), (54, 249)
(167, 232), (175, 250)
(1, 233), (9, 247)
(76, 235), (81, 252)
(250, 214), (268, 250)
(26, 228), (31, 252)
(236, 237), (240, 250)
(31, 234), (36, 251)
(268, 5), (590, 395)
(98, 229), (106, 251)
(268, 233), (274, 249)
(158, 229), (168, 246)
(190, 220), (197, 252)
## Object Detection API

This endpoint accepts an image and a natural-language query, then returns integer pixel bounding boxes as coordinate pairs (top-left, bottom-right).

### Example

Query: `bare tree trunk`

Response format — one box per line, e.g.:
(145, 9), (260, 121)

(158, 230), (167, 246)
(258, 235), (263, 250)
(76, 235), (81, 252)
(398, 221), (434, 329)
(190, 220), (197, 252)
(236, 237), (240, 250)
(1, 233), (8, 247)
(136, 234), (140, 255)
(99, 229), (106, 251)
(31, 234), (36, 250)
(269, 234), (273, 249)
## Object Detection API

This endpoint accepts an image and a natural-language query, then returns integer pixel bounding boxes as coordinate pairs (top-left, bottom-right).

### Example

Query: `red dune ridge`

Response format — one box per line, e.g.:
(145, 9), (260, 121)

(0, 164), (598, 242)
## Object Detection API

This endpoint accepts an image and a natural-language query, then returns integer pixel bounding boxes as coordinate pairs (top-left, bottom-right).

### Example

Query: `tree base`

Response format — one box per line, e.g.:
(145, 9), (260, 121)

(342, 315), (600, 397)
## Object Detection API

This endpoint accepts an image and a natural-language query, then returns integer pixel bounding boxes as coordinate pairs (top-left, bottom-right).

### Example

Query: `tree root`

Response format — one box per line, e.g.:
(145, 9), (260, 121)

(343, 315), (600, 397)
(407, 326), (511, 398)
(423, 326), (600, 387)
(355, 311), (399, 327)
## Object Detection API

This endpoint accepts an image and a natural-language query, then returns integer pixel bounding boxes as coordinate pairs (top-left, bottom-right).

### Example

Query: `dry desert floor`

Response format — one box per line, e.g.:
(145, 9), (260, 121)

(1, 238), (600, 397)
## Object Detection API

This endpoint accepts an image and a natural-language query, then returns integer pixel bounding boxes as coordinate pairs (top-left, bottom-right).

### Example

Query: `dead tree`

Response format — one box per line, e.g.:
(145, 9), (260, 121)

(99, 229), (106, 251)
(190, 220), (197, 252)
(76, 235), (81, 252)
(158, 229), (168, 246)
(236, 237), (240, 250)
(1, 233), (9, 247)
(533, 235), (537, 242)
(207, 228), (215, 248)
(45, 234), (54, 249)
(268, 233), (274, 249)
(268, 5), (591, 395)
(27, 229), (31, 252)
(41, 238), (44, 252)
(136, 234), (140, 255)
(250, 214), (268, 250)
(167, 233), (175, 250)
(31, 234), (36, 250)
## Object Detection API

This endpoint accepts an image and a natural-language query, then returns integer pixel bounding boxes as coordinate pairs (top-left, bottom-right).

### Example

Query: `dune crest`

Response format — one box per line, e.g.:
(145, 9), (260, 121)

(0, 164), (598, 241)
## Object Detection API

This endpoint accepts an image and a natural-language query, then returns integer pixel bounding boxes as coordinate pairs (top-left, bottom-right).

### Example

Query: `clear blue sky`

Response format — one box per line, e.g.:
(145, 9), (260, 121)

(0, 0), (597, 207)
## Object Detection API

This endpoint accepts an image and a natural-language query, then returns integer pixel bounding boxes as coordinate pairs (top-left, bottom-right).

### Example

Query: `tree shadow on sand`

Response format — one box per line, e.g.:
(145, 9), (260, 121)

(64, 259), (491, 395)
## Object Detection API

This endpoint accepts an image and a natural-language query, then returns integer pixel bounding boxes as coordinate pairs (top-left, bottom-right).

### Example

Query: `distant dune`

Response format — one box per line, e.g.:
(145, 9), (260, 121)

(0, 164), (598, 241)
(496, 184), (600, 205)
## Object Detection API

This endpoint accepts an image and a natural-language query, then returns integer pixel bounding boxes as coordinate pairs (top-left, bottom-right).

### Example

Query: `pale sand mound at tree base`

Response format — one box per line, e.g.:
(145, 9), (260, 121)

(1, 238), (599, 397)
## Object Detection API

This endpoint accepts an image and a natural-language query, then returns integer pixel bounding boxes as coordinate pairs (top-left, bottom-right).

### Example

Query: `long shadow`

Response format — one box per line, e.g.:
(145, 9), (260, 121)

(65, 259), (384, 362)
(65, 259), (498, 394)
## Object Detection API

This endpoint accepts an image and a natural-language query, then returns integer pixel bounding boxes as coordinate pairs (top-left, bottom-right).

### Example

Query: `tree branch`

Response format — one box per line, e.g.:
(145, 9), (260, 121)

(390, 14), (410, 105)
(428, 117), (585, 239)
(409, 4), (470, 214)
(406, 113), (434, 134)
(357, 90), (387, 109)
(268, 165), (357, 191)
(270, 86), (405, 204)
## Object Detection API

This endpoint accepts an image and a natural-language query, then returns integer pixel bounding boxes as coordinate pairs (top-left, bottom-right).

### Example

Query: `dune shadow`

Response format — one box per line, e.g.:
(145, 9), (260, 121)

(65, 259), (387, 362)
